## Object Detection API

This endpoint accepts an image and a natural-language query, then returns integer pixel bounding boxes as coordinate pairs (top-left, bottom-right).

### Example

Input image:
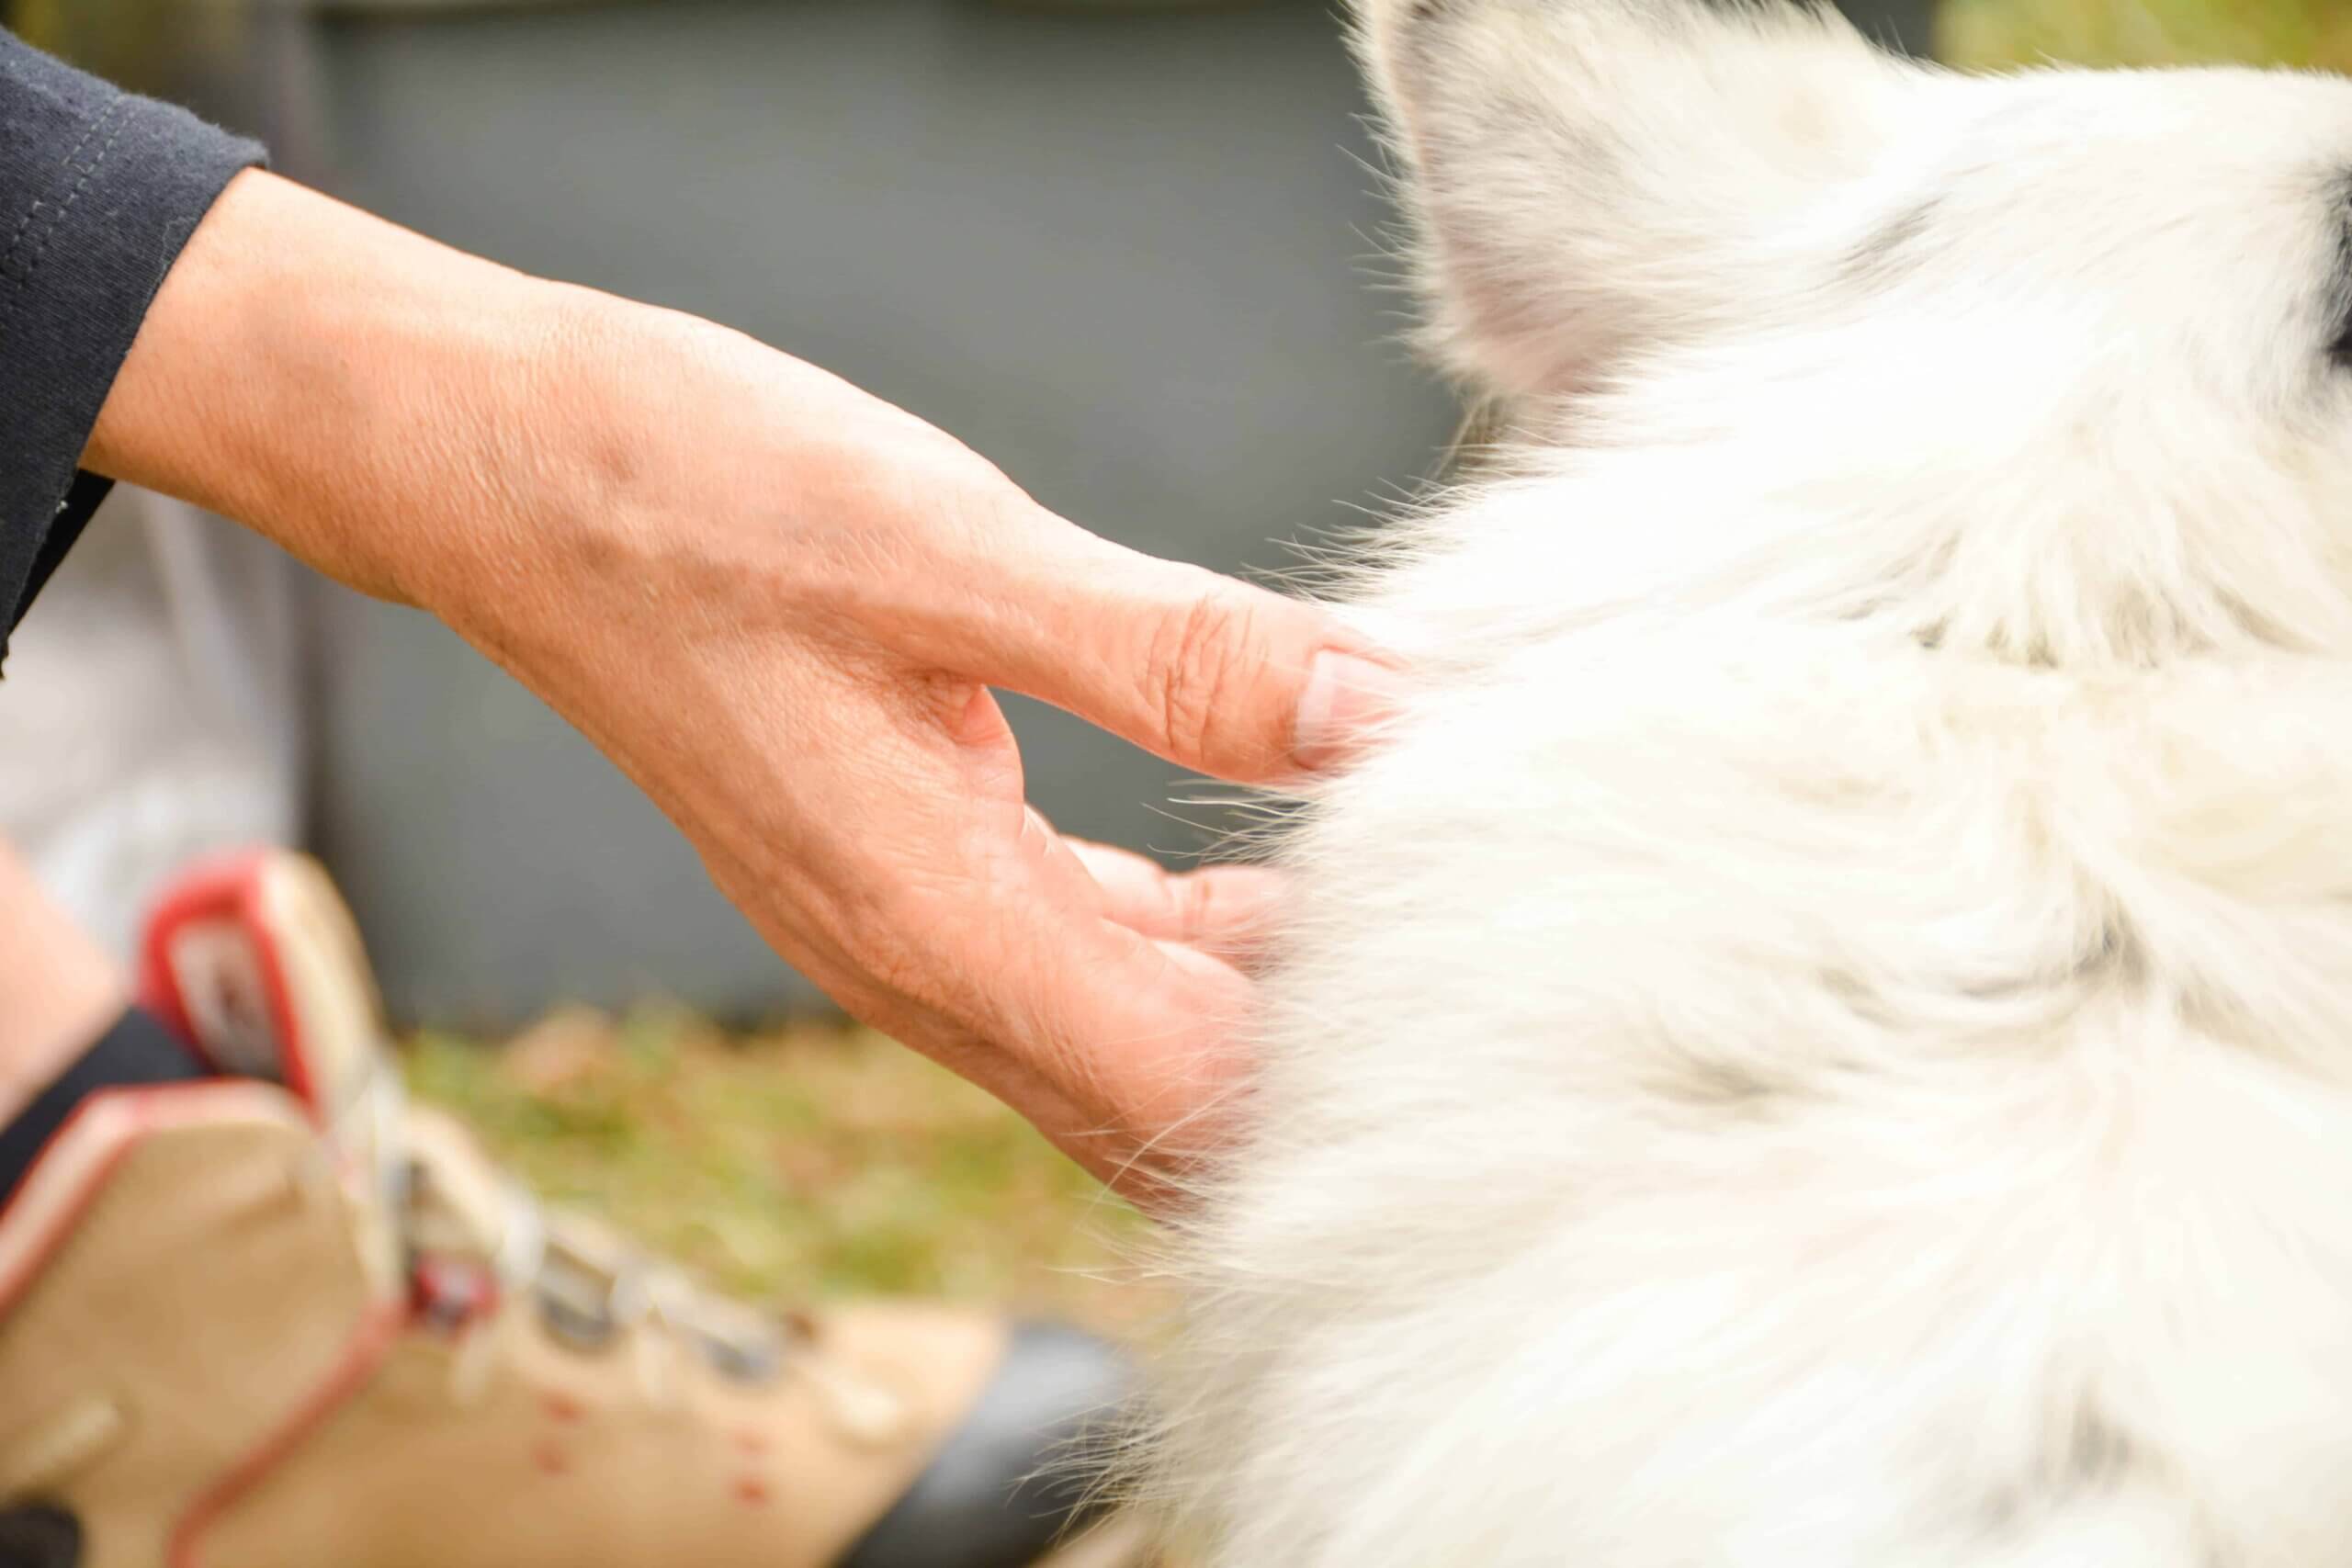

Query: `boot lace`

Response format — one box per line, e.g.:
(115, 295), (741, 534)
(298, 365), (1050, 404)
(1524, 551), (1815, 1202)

(398, 1118), (907, 1441)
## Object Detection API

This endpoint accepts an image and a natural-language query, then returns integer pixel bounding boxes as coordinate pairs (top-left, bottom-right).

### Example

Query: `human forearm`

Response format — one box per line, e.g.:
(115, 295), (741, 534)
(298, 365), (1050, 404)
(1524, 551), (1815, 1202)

(77, 166), (1398, 1193)
(84, 168), (627, 615)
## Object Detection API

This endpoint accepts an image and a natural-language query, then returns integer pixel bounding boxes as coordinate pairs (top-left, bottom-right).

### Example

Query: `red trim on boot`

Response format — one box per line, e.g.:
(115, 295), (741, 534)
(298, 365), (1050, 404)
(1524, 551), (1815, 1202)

(136, 850), (323, 1117)
(167, 1302), (404, 1568)
(0, 1082), (288, 1306)
(0, 1082), (404, 1568)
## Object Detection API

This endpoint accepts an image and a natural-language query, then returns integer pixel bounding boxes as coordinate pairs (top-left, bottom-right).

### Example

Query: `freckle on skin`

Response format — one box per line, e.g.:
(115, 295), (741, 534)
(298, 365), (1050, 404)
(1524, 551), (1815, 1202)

(735, 1478), (771, 1506)
(535, 1439), (570, 1475)
(543, 1393), (583, 1423)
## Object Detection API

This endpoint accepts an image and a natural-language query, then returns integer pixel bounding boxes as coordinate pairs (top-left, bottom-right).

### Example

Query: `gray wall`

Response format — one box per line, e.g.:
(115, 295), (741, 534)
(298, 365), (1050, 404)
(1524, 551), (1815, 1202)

(300, 1), (1461, 1023)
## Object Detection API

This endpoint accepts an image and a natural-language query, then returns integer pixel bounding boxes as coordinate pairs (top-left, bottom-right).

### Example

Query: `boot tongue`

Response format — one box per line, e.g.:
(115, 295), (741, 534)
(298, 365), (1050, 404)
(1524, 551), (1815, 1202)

(400, 1111), (539, 1268)
(141, 852), (405, 1201)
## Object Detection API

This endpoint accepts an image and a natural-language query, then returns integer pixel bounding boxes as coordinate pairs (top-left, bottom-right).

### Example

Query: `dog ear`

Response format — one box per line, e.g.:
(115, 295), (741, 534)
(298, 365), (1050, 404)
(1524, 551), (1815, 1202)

(1356, 0), (1922, 398)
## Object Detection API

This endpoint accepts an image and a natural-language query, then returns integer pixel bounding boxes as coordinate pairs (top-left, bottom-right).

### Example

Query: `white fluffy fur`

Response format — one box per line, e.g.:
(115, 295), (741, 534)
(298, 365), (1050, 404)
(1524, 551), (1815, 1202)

(1156, 5), (2352, 1563)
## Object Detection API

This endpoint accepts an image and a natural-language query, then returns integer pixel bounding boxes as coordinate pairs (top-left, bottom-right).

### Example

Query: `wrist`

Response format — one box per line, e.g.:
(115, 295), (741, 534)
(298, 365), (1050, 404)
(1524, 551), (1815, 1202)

(85, 171), (602, 611)
(408, 290), (742, 661)
(83, 168), (799, 691)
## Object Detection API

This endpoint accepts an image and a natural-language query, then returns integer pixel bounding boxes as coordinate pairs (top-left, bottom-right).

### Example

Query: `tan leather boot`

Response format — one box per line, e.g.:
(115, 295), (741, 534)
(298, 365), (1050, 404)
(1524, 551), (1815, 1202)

(0, 851), (1143, 1568)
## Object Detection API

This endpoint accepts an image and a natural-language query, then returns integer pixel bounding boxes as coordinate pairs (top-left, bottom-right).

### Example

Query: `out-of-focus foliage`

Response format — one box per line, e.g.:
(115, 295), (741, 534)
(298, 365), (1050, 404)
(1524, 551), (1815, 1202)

(1944, 0), (2352, 70)
(10, 0), (244, 94)
(407, 1009), (1162, 1330)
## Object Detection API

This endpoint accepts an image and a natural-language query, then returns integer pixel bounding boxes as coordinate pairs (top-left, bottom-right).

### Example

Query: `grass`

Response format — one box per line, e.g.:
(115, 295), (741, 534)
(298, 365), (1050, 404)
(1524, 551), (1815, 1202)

(402, 0), (2338, 1339)
(403, 1009), (1162, 1335)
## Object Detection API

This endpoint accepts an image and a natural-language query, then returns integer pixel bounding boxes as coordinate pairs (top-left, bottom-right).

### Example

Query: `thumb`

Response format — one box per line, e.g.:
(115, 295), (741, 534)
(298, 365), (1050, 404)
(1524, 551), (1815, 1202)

(975, 526), (1405, 784)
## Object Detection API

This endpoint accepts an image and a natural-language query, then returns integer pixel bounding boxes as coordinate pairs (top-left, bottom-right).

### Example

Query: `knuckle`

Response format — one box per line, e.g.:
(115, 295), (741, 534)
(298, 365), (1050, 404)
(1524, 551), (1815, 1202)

(1144, 590), (1262, 768)
(1171, 869), (1220, 939)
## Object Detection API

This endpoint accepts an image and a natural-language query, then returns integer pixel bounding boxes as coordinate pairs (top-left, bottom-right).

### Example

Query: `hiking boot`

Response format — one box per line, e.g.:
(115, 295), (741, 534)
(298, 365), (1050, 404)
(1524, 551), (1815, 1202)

(0, 849), (1143, 1568)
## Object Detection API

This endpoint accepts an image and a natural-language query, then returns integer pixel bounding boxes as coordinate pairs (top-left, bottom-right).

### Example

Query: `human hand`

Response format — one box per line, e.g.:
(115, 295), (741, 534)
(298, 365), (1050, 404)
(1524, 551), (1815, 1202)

(437, 316), (1401, 1194)
(89, 172), (1400, 1195)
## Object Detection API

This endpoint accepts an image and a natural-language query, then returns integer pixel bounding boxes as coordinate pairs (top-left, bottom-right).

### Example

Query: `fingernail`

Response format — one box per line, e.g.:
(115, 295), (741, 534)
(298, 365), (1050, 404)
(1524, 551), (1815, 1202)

(1293, 651), (1406, 774)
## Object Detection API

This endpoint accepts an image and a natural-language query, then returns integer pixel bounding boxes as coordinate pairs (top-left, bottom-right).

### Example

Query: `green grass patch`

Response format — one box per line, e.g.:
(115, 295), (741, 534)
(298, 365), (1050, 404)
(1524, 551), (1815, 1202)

(403, 1009), (1161, 1334)
(1943, 0), (2352, 69)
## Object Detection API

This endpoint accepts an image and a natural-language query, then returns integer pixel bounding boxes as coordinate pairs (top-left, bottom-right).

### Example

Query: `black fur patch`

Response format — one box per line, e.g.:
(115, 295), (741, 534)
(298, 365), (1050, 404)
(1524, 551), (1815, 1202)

(2059, 1404), (2138, 1491)
(1842, 197), (1939, 284)
(2328, 171), (2352, 368)
(1973, 1404), (2147, 1543)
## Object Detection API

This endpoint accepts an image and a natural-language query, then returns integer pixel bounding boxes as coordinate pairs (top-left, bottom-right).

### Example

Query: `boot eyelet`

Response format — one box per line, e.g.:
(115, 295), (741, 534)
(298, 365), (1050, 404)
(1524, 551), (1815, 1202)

(691, 1326), (783, 1386)
(536, 1288), (620, 1354)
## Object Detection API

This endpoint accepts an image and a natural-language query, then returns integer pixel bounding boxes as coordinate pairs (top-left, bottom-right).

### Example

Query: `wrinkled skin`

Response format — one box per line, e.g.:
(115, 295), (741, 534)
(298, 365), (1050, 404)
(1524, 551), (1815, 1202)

(86, 170), (1400, 1194)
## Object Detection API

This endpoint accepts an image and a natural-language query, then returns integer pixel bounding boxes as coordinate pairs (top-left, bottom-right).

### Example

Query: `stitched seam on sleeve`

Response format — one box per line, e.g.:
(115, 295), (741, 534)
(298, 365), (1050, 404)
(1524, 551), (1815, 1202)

(0, 91), (130, 353)
(0, 92), (111, 285)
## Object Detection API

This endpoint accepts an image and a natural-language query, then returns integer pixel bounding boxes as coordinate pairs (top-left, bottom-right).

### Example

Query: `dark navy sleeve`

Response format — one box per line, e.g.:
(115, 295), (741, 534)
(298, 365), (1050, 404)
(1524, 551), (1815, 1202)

(0, 29), (265, 667)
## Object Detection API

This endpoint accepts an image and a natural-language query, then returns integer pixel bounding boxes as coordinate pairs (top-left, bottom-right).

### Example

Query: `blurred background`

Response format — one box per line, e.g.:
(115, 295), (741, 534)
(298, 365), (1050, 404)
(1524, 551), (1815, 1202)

(0, 0), (2338, 1325)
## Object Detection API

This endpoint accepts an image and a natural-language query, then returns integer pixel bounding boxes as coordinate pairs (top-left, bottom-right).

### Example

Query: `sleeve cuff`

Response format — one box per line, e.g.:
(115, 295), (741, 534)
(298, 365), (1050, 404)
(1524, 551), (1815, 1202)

(0, 35), (266, 666)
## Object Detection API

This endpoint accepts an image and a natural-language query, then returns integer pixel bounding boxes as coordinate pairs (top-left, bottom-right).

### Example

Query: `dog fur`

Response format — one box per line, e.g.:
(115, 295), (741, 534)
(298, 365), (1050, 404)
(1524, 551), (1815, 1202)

(1155, 4), (2352, 1563)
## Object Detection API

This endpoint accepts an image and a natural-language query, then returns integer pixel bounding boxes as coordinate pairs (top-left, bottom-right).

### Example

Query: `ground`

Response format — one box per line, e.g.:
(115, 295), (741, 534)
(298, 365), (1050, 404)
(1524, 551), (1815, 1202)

(405, 1010), (1162, 1332)
(402, 0), (2338, 1334)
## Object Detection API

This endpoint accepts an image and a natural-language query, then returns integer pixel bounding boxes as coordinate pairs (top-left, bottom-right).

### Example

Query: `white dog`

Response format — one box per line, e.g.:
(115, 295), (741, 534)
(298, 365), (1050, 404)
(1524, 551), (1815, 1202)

(1155, 4), (2352, 1563)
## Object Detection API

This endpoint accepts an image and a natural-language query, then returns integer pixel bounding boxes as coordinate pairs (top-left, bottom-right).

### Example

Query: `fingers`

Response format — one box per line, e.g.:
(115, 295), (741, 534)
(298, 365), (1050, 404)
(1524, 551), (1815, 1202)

(945, 520), (1407, 785)
(971, 819), (1275, 1194)
(725, 801), (1258, 1198)
(845, 906), (1251, 1202)
(1062, 839), (1287, 964)
(871, 827), (1261, 1194)
(845, 974), (1169, 1197)
(1018, 913), (1258, 1184)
